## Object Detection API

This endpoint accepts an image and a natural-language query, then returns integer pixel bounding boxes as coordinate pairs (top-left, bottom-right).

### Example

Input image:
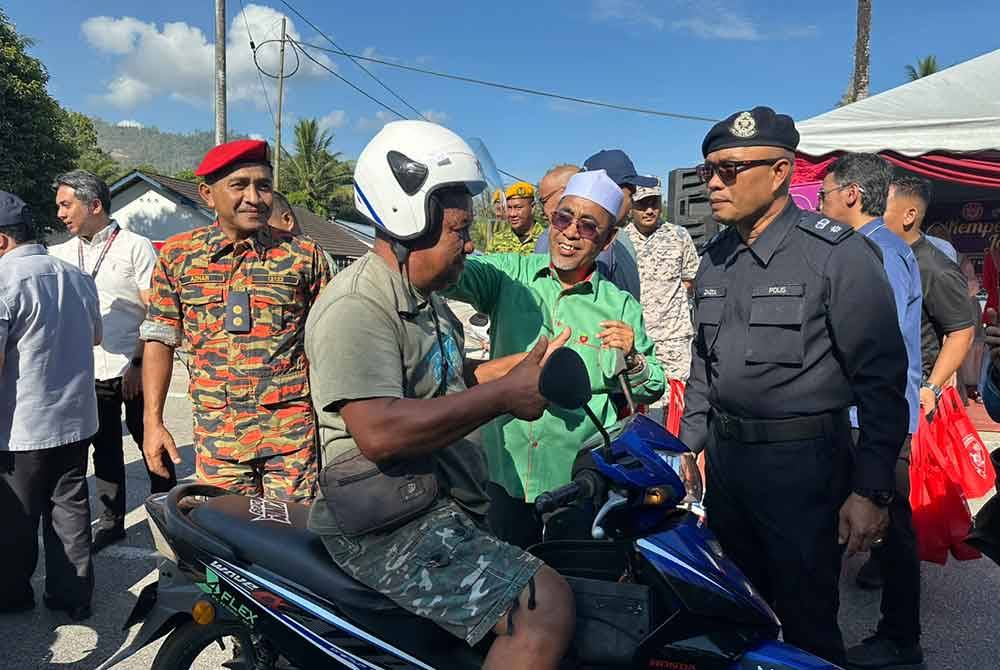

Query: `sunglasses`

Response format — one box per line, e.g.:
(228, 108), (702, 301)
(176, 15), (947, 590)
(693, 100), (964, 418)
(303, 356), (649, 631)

(816, 183), (865, 209)
(551, 209), (602, 241)
(696, 158), (784, 184)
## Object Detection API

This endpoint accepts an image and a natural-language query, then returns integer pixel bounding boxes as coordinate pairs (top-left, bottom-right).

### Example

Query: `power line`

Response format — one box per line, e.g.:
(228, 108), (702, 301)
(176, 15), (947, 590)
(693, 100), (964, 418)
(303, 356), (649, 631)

(287, 38), (409, 120)
(236, 0), (277, 129)
(277, 0), (427, 121)
(293, 40), (720, 123)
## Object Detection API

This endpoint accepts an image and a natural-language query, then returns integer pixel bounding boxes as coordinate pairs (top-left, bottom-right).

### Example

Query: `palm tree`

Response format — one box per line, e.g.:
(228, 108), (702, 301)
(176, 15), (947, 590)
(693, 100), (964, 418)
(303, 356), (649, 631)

(282, 119), (353, 218)
(846, 0), (872, 103)
(906, 55), (940, 81)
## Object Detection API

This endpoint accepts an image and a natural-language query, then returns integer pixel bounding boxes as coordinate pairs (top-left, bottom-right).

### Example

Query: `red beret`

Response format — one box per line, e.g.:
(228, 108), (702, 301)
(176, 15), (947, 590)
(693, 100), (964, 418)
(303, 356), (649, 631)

(195, 139), (272, 178)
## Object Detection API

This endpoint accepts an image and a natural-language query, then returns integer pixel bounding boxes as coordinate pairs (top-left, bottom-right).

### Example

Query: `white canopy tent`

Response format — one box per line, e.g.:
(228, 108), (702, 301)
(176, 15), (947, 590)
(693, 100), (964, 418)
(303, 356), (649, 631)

(797, 48), (1000, 157)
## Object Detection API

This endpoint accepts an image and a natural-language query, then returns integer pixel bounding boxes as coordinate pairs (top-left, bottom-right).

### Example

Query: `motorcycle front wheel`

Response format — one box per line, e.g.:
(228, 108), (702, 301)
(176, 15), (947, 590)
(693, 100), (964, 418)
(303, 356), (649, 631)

(151, 620), (258, 670)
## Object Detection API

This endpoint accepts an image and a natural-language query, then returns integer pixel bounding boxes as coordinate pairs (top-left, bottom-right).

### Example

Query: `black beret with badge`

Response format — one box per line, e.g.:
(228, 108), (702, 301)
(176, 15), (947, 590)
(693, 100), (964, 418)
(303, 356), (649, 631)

(702, 106), (800, 157)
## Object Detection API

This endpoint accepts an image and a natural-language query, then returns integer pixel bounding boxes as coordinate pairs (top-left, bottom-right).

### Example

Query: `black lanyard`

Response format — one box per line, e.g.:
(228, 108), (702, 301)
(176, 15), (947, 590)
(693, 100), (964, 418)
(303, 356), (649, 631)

(79, 224), (120, 279)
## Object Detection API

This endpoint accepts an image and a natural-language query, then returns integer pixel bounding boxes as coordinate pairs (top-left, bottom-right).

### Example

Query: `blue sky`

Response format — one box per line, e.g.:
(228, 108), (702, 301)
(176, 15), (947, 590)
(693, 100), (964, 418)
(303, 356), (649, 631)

(6, 0), (997, 184)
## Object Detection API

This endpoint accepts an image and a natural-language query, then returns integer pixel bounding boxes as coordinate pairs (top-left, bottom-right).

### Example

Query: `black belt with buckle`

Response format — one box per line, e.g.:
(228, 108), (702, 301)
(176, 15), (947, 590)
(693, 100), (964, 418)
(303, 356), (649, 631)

(711, 408), (848, 444)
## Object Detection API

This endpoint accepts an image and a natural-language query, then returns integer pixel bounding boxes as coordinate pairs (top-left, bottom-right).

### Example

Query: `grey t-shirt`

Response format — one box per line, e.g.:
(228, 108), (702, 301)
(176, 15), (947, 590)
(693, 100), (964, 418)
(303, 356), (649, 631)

(0, 244), (102, 450)
(305, 252), (490, 529)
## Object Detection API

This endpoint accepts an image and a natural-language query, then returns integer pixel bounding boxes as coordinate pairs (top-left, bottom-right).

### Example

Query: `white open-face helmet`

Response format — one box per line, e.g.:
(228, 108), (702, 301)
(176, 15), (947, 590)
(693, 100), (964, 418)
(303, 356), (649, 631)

(353, 120), (487, 241)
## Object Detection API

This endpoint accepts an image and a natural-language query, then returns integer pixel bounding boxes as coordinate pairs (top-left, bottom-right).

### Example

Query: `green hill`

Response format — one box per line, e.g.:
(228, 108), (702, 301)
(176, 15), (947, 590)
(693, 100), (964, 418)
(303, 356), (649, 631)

(93, 117), (248, 175)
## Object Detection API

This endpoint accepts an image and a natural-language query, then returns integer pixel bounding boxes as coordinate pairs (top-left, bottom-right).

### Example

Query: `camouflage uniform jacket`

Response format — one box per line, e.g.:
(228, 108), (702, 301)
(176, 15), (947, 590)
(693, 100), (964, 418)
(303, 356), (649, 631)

(486, 221), (546, 254)
(140, 222), (332, 461)
(627, 222), (700, 380)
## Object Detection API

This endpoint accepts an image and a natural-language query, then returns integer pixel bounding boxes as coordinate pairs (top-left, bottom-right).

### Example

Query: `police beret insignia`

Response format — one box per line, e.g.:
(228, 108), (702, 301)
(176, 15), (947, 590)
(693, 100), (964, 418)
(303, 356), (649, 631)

(730, 112), (758, 139)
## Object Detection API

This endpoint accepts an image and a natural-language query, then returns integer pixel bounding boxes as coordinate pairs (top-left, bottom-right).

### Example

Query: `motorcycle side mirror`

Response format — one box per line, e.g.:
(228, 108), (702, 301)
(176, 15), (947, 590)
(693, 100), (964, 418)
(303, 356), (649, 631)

(540, 348), (614, 460)
(539, 347), (592, 410)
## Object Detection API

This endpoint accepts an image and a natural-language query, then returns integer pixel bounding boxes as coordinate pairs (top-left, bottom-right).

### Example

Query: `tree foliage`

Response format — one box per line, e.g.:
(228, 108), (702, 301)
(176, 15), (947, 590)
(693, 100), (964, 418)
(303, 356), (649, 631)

(280, 119), (356, 220)
(0, 10), (79, 233)
(906, 55), (940, 81)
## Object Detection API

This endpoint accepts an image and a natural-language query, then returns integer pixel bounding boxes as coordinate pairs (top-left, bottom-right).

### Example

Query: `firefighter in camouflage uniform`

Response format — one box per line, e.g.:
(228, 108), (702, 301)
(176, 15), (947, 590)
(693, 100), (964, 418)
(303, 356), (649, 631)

(139, 140), (332, 503)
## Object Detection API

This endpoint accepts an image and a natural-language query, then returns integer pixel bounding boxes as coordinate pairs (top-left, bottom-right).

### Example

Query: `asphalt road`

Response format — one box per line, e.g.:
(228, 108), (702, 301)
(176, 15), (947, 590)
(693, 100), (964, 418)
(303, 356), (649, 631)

(3, 360), (999, 669)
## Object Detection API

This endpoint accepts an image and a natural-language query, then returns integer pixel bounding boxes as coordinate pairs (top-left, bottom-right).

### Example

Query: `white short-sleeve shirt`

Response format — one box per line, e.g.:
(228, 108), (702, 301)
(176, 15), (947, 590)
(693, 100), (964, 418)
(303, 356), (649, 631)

(50, 221), (157, 381)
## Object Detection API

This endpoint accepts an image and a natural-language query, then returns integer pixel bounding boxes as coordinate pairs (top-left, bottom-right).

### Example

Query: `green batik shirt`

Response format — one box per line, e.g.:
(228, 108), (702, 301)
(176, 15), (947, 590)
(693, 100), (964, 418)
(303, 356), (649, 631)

(486, 222), (546, 255)
(445, 253), (665, 501)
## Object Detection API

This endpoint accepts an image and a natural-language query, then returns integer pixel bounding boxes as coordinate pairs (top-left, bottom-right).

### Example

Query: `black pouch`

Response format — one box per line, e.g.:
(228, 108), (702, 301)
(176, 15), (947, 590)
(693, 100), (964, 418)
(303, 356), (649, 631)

(319, 448), (439, 537)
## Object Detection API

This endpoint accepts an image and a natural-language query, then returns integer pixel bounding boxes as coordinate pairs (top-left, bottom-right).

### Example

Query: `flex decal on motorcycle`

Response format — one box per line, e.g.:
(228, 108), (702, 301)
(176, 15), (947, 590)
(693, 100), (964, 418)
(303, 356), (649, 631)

(210, 557), (436, 670)
(196, 566), (259, 627)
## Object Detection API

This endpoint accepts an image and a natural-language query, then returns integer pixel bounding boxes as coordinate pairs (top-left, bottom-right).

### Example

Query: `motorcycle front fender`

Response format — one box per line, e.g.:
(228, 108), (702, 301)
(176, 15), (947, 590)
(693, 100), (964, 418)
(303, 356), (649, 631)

(95, 563), (204, 670)
(735, 640), (844, 670)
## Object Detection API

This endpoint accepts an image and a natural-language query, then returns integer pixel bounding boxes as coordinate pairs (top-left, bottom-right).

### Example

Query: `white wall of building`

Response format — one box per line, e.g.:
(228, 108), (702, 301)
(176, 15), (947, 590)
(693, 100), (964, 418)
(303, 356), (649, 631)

(111, 182), (211, 242)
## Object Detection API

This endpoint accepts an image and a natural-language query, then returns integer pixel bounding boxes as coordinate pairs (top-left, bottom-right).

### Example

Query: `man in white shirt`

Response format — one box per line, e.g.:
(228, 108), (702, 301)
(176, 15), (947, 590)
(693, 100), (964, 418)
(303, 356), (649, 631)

(50, 170), (176, 552)
(1, 191), (102, 619)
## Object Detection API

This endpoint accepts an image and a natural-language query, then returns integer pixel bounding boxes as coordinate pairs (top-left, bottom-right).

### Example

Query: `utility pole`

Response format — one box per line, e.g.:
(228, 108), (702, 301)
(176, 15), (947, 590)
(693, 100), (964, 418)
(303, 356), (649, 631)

(214, 0), (227, 145)
(274, 17), (288, 191)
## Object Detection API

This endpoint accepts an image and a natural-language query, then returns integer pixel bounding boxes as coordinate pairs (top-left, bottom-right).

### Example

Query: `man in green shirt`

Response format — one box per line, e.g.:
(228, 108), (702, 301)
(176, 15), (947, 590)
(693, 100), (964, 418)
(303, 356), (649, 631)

(448, 169), (666, 548)
(487, 181), (546, 254)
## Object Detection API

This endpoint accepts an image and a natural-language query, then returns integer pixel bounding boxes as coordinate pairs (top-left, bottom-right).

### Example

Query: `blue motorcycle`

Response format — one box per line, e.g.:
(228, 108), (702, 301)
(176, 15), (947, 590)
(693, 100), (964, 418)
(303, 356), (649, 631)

(99, 347), (842, 669)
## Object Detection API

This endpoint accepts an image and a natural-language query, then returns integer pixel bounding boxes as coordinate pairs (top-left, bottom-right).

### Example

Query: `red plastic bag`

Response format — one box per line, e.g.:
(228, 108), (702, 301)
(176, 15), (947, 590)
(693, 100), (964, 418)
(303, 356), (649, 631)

(910, 415), (951, 564)
(910, 413), (981, 563)
(666, 379), (685, 437)
(935, 387), (996, 499)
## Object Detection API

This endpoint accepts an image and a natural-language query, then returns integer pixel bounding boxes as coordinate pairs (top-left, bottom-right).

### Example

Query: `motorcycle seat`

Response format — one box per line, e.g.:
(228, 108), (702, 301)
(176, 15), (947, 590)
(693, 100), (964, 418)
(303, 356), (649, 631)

(189, 494), (400, 612)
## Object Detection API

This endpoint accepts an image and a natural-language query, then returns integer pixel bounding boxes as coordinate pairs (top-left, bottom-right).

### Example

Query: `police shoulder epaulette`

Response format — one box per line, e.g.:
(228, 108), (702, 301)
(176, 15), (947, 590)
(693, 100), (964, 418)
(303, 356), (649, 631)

(701, 227), (731, 251)
(797, 215), (853, 244)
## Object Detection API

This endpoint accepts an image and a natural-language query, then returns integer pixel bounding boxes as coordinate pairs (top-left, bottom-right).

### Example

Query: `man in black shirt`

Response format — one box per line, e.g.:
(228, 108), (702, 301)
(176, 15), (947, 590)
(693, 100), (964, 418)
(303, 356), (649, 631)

(681, 107), (908, 665)
(851, 176), (975, 669)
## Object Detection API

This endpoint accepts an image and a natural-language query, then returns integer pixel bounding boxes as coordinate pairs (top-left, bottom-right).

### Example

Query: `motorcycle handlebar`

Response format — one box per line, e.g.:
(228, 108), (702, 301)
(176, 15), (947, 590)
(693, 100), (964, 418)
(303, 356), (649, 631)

(534, 471), (600, 516)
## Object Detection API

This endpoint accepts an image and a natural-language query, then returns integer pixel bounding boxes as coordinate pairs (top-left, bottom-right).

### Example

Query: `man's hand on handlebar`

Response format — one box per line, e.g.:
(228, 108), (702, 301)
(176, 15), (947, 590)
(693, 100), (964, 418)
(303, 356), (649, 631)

(679, 453), (703, 503)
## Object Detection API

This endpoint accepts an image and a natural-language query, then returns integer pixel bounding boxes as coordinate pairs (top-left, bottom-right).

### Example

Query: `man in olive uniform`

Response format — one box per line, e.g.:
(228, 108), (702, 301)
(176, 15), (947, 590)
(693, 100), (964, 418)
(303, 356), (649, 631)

(487, 181), (544, 254)
(680, 107), (909, 664)
(140, 140), (332, 503)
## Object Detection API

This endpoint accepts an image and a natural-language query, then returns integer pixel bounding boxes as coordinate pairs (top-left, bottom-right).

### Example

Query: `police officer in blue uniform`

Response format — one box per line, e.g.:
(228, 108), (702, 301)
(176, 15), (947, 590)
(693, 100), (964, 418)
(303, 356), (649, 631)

(680, 107), (909, 664)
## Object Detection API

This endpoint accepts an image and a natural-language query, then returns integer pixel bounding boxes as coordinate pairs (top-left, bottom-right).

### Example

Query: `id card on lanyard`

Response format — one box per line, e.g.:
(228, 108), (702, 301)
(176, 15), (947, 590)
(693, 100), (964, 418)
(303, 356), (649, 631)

(79, 224), (121, 279)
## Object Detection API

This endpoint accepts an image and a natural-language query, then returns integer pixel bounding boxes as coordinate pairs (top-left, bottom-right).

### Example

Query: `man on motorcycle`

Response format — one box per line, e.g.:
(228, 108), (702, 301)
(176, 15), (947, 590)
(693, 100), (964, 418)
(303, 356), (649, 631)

(305, 121), (574, 669)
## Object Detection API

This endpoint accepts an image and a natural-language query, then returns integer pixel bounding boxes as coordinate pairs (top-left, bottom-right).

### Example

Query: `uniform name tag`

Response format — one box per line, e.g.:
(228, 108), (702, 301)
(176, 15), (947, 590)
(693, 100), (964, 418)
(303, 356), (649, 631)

(700, 287), (726, 298)
(752, 284), (804, 297)
(225, 292), (251, 333)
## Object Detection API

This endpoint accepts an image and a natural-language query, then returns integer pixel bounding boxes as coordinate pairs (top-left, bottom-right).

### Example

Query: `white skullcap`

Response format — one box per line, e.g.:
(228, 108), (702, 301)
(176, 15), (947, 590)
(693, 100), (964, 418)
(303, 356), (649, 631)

(562, 169), (624, 219)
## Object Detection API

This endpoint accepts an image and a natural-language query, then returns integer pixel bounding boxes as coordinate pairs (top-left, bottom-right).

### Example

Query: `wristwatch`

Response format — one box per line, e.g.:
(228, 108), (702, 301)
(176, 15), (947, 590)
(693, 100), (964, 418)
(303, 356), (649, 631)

(854, 488), (895, 507)
(130, 357), (143, 368)
(921, 381), (942, 398)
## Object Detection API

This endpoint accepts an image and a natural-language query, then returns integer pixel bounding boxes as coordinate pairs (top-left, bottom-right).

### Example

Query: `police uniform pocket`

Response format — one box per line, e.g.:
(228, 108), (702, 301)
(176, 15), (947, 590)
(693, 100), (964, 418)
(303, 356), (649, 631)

(695, 287), (725, 354)
(745, 284), (805, 365)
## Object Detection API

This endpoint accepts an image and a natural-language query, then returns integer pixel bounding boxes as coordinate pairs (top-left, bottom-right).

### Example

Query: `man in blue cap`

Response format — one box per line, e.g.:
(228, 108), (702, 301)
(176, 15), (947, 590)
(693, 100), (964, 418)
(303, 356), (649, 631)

(0, 191), (103, 619)
(535, 149), (651, 300)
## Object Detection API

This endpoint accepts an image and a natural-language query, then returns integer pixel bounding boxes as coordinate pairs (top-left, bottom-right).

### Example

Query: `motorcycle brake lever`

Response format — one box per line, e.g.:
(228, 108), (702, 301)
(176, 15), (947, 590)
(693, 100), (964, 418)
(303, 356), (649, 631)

(591, 491), (629, 540)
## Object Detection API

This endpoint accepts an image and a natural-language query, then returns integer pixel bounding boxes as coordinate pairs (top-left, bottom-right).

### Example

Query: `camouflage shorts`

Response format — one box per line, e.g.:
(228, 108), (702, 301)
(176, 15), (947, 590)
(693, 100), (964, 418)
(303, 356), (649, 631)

(319, 499), (543, 645)
(196, 446), (317, 504)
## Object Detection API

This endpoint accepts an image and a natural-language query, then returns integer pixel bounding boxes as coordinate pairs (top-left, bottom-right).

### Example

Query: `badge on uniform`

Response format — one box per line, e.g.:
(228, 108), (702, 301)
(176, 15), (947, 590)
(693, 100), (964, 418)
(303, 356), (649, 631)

(225, 291), (251, 333)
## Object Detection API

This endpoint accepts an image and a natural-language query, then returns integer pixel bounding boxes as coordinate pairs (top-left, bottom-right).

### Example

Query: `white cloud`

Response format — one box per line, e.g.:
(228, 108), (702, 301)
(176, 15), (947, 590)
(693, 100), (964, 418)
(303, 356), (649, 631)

(590, 0), (665, 30)
(355, 110), (394, 131)
(81, 5), (335, 110)
(672, 13), (762, 40)
(421, 109), (449, 124)
(116, 119), (145, 128)
(319, 109), (348, 130)
(591, 0), (815, 40)
(249, 133), (266, 141)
